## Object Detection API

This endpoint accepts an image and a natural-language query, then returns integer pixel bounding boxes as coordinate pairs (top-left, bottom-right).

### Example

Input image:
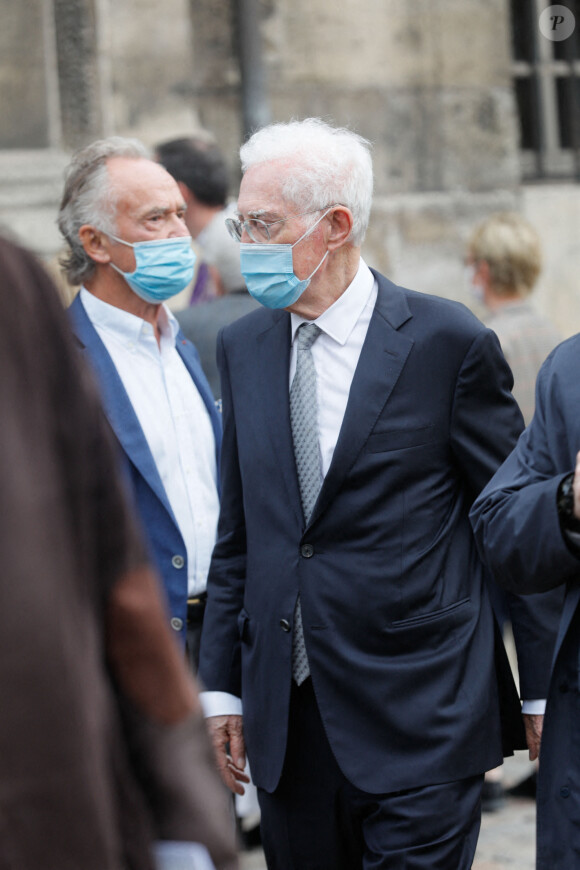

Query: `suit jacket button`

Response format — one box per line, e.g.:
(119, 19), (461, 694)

(172, 554), (185, 569)
(280, 619), (291, 632)
(170, 617), (183, 631)
(560, 786), (571, 798)
(301, 544), (314, 558)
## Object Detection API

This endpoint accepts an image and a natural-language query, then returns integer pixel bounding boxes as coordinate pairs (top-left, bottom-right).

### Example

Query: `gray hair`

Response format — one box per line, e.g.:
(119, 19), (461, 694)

(239, 118), (373, 246)
(58, 136), (150, 286)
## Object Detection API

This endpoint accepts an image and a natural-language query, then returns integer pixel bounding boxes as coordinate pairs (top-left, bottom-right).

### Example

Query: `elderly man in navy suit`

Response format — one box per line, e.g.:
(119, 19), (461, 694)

(198, 118), (555, 869)
(471, 338), (580, 870)
(58, 137), (222, 668)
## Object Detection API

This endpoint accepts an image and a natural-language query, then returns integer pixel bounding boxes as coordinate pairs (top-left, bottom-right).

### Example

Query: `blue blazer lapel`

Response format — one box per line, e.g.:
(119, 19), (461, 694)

(69, 294), (176, 519)
(310, 273), (414, 525)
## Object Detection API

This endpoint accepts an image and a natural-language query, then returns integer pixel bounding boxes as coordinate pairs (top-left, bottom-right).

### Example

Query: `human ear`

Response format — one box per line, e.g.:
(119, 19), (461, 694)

(326, 206), (354, 251)
(78, 225), (111, 265)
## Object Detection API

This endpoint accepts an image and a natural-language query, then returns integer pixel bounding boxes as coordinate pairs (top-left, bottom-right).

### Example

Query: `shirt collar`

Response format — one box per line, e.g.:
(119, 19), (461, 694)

(80, 287), (179, 346)
(290, 258), (375, 345)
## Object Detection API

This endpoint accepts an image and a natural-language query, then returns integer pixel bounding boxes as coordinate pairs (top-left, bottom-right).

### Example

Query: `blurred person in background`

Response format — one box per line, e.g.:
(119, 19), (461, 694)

(58, 136), (222, 673)
(0, 234), (237, 870)
(467, 211), (562, 426)
(467, 211), (564, 810)
(156, 135), (258, 399)
(156, 135), (244, 310)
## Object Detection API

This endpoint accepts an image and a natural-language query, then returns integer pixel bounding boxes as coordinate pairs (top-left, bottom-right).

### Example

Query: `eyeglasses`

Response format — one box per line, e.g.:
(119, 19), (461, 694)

(225, 207), (334, 244)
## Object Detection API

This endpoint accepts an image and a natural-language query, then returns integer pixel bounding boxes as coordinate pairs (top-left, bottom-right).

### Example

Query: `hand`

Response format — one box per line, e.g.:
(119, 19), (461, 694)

(574, 451), (580, 521)
(523, 713), (543, 761)
(206, 714), (249, 795)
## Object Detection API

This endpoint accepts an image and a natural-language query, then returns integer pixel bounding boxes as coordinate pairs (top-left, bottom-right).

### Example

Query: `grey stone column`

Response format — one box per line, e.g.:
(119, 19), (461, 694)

(0, 0), (52, 147)
(53, 0), (105, 148)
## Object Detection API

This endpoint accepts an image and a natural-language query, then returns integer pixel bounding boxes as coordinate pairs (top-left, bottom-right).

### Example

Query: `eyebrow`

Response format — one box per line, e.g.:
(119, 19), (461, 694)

(138, 204), (186, 219)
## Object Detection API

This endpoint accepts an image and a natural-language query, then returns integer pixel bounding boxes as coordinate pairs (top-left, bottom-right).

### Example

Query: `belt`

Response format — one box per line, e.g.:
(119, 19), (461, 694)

(187, 592), (207, 624)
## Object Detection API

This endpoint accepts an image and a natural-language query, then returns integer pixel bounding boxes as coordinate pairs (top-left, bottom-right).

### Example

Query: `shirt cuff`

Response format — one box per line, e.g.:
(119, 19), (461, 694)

(200, 690), (243, 718)
(521, 699), (546, 715)
(153, 841), (215, 869)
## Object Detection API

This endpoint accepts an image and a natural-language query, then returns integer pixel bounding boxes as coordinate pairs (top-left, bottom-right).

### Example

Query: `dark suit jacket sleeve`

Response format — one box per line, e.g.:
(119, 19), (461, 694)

(451, 329), (563, 698)
(470, 352), (580, 595)
(449, 328), (524, 500)
(198, 327), (247, 696)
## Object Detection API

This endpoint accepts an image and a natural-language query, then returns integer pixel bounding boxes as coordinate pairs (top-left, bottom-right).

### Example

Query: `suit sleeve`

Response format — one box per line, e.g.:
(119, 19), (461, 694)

(471, 355), (580, 594)
(198, 328), (247, 696)
(450, 328), (564, 699)
(449, 328), (524, 500)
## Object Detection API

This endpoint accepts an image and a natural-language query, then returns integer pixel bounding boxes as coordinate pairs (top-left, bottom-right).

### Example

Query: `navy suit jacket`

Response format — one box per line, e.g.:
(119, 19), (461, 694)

(471, 335), (580, 870)
(69, 294), (222, 645)
(199, 270), (528, 795)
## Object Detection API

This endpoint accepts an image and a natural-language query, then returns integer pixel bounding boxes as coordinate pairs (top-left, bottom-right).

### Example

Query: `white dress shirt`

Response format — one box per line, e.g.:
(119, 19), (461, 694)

(80, 288), (219, 597)
(201, 259), (377, 717)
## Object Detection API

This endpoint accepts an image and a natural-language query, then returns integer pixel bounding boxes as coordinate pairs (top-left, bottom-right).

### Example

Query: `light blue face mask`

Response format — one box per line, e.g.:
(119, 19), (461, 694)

(239, 209), (331, 309)
(107, 233), (196, 304)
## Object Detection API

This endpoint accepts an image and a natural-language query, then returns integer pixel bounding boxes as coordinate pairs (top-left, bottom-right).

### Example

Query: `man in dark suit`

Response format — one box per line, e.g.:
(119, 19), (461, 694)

(58, 137), (222, 668)
(198, 118), (551, 868)
(471, 337), (580, 870)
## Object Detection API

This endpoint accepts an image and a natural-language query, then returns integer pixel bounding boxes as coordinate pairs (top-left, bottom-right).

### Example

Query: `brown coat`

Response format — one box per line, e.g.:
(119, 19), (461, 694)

(0, 237), (238, 870)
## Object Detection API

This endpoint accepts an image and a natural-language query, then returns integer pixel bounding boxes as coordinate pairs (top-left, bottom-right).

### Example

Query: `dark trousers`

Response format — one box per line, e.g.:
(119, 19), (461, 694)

(258, 678), (483, 870)
(185, 594), (206, 673)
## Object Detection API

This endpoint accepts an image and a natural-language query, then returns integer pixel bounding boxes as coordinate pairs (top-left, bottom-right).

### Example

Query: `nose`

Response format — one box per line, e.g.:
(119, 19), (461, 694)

(240, 224), (254, 244)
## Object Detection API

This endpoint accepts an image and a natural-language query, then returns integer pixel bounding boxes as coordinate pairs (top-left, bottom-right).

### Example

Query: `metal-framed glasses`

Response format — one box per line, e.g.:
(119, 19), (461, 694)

(225, 207), (334, 244)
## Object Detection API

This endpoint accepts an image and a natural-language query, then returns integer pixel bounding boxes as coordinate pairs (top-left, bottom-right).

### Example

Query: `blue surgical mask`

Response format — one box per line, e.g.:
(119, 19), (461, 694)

(240, 209), (331, 309)
(107, 233), (196, 304)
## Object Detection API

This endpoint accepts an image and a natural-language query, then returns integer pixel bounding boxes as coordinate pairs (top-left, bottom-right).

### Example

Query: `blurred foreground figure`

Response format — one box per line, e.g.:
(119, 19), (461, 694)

(0, 236), (238, 870)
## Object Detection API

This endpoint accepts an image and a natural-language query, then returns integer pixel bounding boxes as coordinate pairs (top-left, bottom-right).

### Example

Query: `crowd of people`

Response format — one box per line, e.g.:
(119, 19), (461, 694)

(2, 116), (579, 870)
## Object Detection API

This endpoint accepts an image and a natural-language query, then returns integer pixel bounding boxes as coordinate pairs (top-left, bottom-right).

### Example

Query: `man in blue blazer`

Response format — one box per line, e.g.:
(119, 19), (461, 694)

(198, 119), (549, 869)
(471, 336), (580, 870)
(58, 137), (222, 663)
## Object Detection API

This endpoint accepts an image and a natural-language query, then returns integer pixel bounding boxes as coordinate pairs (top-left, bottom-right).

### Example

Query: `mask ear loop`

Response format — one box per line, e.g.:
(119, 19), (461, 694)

(291, 207), (334, 248)
(291, 207), (333, 283)
(305, 250), (329, 282)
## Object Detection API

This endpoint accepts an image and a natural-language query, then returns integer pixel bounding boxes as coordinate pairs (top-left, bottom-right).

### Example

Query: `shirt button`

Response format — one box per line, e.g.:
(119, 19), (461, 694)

(170, 617), (183, 631)
(171, 554), (185, 569)
(280, 619), (291, 632)
(301, 544), (314, 558)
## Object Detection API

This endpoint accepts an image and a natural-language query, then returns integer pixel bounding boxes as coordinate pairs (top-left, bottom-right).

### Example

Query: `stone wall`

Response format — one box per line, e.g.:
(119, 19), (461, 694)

(0, 0), (578, 337)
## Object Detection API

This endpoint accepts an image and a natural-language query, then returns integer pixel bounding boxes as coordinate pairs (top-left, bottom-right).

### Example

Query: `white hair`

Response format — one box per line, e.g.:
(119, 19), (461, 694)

(240, 118), (373, 246)
(58, 136), (150, 286)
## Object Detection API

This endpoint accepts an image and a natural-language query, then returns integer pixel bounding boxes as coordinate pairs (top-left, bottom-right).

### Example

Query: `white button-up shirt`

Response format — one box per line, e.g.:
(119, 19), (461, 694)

(80, 288), (219, 596)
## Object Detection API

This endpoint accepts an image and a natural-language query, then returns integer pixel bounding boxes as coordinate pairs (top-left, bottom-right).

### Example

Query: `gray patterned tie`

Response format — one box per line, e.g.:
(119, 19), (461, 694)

(290, 322), (322, 685)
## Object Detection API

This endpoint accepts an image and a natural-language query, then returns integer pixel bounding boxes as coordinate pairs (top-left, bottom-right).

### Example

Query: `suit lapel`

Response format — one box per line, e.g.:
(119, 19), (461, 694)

(69, 295), (176, 520)
(253, 311), (305, 528)
(310, 274), (414, 525)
